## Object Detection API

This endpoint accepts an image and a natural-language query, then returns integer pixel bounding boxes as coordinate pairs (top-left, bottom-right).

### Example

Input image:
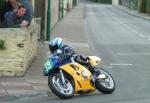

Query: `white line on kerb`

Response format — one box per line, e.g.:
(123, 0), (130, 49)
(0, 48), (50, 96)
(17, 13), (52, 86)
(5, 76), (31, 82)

(117, 52), (150, 56)
(110, 63), (133, 66)
(147, 38), (150, 41)
(131, 29), (138, 33)
(122, 23), (146, 39)
(138, 33), (145, 38)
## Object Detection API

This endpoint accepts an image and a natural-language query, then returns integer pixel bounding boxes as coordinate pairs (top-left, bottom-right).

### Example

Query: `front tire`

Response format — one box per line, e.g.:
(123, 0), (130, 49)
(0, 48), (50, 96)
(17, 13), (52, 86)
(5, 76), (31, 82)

(48, 73), (74, 99)
(95, 69), (115, 94)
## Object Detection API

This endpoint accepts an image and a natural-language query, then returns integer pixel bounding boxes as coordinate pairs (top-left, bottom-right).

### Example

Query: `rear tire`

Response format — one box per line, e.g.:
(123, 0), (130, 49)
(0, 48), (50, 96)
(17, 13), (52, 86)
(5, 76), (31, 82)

(48, 73), (74, 99)
(95, 69), (115, 94)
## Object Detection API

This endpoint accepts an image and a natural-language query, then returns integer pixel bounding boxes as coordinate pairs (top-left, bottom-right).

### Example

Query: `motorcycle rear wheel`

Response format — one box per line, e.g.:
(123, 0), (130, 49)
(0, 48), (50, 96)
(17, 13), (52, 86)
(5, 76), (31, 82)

(48, 73), (74, 99)
(95, 69), (115, 94)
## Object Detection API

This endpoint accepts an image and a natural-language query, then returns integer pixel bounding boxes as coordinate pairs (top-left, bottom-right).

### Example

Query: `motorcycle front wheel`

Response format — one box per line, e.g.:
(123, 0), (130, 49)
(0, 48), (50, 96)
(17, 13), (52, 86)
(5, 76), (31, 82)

(95, 69), (115, 94)
(48, 73), (74, 99)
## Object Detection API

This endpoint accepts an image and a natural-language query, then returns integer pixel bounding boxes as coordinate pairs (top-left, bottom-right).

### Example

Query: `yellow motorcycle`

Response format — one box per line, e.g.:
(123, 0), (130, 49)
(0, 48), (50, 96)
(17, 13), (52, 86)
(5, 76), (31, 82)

(43, 55), (115, 99)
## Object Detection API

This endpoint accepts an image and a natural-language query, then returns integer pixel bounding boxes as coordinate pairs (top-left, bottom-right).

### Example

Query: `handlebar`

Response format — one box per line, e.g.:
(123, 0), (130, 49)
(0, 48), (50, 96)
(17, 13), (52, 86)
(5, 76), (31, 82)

(71, 57), (75, 63)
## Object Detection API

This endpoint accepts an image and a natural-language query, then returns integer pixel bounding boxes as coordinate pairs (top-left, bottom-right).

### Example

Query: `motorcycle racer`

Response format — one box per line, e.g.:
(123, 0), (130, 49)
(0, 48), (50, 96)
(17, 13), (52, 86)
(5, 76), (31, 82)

(48, 37), (88, 65)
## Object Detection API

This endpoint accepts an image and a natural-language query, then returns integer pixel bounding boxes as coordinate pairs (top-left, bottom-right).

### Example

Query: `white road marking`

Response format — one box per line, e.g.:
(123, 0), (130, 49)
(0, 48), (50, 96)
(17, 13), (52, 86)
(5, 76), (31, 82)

(108, 66), (113, 68)
(122, 23), (146, 39)
(64, 42), (89, 47)
(147, 38), (150, 41)
(131, 29), (138, 33)
(122, 23), (127, 26)
(138, 33), (145, 38)
(117, 52), (150, 56)
(126, 24), (132, 29)
(110, 63), (133, 66)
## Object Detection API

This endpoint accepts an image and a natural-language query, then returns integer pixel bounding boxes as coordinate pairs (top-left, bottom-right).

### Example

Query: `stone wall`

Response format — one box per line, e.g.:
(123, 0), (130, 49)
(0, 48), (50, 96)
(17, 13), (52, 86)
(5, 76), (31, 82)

(0, 24), (38, 76)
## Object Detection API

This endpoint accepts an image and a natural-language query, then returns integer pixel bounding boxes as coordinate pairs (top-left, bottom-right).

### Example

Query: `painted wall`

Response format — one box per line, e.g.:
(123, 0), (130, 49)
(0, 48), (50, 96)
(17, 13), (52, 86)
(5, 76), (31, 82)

(112, 0), (119, 5)
(32, 0), (76, 40)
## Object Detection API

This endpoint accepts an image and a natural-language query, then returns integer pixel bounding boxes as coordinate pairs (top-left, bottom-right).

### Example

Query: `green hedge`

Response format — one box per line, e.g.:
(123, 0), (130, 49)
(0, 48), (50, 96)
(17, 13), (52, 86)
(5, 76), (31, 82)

(130, 0), (138, 10)
(0, 0), (5, 8)
(138, 0), (146, 13)
(91, 0), (98, 2)
(146, 0), (150, 13)
(91, 0), (112, 4)
(0, 0), (5, 18)
(97, 0), (112, 4)
(121, 0), (150, 14)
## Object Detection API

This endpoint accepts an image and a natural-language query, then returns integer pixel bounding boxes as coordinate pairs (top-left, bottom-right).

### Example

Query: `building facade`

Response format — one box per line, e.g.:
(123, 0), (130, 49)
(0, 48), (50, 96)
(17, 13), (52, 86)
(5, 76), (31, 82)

(30, 0), (77, 40)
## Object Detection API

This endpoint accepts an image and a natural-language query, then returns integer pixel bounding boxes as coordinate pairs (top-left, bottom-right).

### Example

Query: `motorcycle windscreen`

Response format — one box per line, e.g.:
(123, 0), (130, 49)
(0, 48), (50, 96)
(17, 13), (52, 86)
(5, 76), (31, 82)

(43, 57), (58, 76)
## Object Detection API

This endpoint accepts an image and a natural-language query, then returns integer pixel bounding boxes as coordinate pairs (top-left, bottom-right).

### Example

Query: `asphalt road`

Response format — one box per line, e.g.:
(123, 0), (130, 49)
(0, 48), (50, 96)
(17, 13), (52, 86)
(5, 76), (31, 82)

(4, 2), (150, 103)
(84, 2), (150, 103)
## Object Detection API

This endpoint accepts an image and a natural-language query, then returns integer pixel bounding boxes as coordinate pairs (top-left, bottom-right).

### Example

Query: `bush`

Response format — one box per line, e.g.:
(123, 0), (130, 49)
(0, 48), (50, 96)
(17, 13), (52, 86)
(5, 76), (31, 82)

(0, 40), (5, 50)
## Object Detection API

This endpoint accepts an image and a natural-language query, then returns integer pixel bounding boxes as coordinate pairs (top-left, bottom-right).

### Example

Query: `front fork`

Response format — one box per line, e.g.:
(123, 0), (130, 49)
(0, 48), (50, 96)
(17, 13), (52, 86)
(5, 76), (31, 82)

(89, 65), (100, 76)
(90, 67), (107, 80)
(89, 66), (104, 79)
(60, 70), (65, 84)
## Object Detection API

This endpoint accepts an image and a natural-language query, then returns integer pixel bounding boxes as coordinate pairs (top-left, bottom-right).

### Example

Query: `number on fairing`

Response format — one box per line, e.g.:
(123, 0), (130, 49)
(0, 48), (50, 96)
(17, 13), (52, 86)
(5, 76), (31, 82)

(44, 60), (52, 72)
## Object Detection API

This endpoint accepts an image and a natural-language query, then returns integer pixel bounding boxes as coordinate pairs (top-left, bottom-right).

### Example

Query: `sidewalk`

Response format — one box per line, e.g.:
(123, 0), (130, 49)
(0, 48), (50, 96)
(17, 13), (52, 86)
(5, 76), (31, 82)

(116, 5), (150, 20)
(0, 4), (89, 101)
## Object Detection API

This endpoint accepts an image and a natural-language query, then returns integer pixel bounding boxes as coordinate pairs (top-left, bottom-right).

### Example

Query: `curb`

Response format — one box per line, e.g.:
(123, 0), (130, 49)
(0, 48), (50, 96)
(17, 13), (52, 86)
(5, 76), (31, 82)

(0, 78), (53, 98)
(0, 92), (50, 103)
(115, 5), (150, 20)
